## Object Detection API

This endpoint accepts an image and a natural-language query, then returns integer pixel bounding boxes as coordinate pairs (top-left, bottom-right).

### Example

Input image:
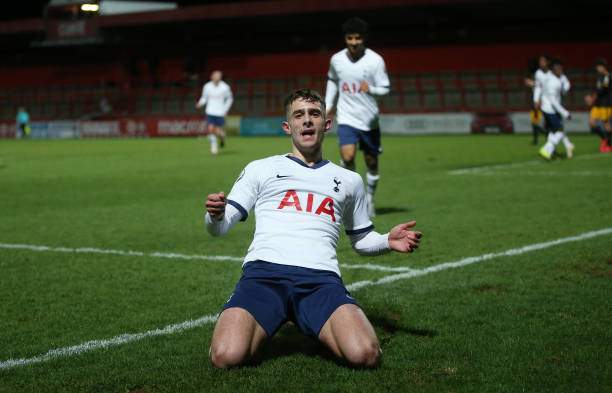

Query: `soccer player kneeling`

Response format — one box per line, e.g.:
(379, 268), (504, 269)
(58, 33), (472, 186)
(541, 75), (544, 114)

(204, 89), (422, 368)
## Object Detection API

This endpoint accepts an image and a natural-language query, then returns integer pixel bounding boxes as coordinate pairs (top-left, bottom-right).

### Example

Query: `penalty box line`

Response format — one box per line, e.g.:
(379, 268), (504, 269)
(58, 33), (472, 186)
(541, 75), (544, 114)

(1, 226), (612, 370)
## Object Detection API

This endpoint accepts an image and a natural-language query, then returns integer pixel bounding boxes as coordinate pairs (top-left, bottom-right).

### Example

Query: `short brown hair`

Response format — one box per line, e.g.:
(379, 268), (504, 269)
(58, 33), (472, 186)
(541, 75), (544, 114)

(283, 88), (326, 116)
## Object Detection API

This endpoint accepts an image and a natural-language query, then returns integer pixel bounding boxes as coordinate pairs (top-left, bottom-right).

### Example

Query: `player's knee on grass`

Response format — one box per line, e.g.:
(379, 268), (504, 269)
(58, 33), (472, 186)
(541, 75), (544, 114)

(343, 338), (381, 368)
(209, 340), (250, 369)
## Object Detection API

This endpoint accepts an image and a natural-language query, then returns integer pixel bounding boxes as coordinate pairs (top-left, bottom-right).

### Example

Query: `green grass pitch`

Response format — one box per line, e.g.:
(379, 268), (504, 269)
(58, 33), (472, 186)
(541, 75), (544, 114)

(0, 134), (611, 393)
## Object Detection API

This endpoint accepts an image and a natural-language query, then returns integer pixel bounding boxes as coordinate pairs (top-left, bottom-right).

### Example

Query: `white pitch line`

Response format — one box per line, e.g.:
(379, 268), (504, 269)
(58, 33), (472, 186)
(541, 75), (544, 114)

(341, 264), (416, 273)
(2, 226), (611, 371)
(448, 152), (608, 175)
(0, 243), (244, 262)
(0, 314), (218, 370)
(451, 170), (612, 177)
(0, 242), (412, 273)
(346, 226), (612, 291)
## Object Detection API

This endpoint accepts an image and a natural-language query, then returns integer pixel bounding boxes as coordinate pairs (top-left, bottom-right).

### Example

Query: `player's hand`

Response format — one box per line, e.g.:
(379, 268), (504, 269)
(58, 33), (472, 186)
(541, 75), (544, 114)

(195, 103), (202, 109)
(566, 113), (572, 120)
(206, 192), (226, 220)
(534, 101), (541, 111)
(524, 78), (535, 88)
(388, 221), (422, 253)
(359, 80), (370, 93)
(584, 94), (594, 107)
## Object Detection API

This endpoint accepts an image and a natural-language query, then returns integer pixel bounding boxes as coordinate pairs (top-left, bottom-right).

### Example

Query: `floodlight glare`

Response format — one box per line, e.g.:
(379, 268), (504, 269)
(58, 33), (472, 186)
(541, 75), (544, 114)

(80, 4), (100, 12)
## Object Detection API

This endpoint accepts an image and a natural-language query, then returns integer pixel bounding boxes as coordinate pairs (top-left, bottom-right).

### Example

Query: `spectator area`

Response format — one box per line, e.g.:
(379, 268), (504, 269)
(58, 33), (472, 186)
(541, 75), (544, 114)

(1, 42), (607, 120)
(0, 69), (596, 121)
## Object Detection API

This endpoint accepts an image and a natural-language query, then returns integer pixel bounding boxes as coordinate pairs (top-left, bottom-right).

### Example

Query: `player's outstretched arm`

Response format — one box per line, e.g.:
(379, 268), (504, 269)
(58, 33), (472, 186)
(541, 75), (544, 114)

(205, 191), (243, 236)
(349, 221), (422, 256)
(387, 221), (422, 253)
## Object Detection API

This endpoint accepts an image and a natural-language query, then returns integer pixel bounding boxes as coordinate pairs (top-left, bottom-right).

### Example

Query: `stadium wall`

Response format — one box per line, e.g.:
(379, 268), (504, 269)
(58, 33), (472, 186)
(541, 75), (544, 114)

(0, 112), (591, 139)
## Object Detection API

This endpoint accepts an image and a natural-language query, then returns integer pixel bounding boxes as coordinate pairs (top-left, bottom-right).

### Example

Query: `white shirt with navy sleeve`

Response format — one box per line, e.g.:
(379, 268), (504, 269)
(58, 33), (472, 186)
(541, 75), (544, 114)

(327, 48), (390, 131)
(226, 154), (373, 276)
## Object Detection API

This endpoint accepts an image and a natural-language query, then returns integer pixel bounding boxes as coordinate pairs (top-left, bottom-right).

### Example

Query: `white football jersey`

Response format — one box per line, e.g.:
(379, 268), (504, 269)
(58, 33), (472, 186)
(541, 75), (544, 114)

(197, 80), (233, 117)
(540, 73), (571, 117)
(327, 48), (390, 131)
(226, 154), (373, 276)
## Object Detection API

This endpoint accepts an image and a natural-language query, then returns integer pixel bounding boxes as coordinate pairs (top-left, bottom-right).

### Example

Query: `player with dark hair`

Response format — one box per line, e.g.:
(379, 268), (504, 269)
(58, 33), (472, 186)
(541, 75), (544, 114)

(584, 58), (611, 152)
(325, 17), (390, 218)
(538, 59), (575, 159)
(205, 88), (422, 369)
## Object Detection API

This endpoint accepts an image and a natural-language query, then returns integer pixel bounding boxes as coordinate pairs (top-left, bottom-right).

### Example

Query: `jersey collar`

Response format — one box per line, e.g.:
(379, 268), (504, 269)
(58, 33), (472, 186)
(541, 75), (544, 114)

(285, 155), (329, 169)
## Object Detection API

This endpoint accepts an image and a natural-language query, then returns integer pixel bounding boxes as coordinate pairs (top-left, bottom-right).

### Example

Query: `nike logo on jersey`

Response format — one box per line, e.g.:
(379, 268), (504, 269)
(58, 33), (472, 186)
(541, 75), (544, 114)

(276, 174), (291, 178)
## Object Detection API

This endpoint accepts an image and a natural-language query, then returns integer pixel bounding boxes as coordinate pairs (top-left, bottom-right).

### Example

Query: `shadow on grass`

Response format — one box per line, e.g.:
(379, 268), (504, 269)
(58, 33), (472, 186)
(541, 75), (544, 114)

(251, 312), (437, 367)
(375, 206), (411, 216)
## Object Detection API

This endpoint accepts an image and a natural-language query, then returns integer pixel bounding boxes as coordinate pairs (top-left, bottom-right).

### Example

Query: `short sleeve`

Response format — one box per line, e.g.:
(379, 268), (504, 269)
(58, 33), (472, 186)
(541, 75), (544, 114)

(374, 57), (390, 88)
(226, 162), (260, 221)
(343, 174), (374, 235)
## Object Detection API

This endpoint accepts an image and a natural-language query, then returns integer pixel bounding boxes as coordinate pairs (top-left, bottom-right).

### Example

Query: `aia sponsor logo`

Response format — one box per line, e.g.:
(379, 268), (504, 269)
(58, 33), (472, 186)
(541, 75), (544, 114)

(277, 190), (335, 222)
(341, 82), (362, 94)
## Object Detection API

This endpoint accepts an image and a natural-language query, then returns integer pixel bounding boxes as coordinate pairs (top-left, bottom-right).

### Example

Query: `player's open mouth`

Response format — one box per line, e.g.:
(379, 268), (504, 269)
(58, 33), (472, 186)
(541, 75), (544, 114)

(301, 129), (316, 137)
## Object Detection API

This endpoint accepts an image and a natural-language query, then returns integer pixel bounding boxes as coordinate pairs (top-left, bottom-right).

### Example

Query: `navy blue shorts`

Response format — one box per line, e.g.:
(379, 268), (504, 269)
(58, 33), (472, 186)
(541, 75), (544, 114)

(222, 260), (358, 337)
(543, 112), (563, 132)
(337, 124), (382, 155)
(207, 115), (225, 127)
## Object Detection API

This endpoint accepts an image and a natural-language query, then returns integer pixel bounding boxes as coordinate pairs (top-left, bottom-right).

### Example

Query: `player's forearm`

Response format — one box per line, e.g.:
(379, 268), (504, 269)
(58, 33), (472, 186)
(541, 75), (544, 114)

(205, 205), (242, 236)
(325, 79), (338, 113)
(367, 85), (390, 96)
(349, 230), (391, 256)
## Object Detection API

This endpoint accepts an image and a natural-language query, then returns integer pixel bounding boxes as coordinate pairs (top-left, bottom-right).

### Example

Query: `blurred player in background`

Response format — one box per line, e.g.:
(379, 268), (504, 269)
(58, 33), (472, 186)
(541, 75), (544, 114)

(196, 70), (233, 155)
(525, 55), (549, 145)
(205, 89), (421, 369)
(538, 59), (575, 160)
(584, 58), (611, 153)
(15, 106), (31, 139)
(325, 17), (390, 218)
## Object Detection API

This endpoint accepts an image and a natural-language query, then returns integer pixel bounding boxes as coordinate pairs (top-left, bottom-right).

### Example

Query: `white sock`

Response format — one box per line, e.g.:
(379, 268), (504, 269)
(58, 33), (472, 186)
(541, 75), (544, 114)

(561, 134), (573, 149)
(208, 134), (218, 153)
(543, 133), (556, 155)
(366, 171), (380, 196)
(552, 131), (564, 145)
